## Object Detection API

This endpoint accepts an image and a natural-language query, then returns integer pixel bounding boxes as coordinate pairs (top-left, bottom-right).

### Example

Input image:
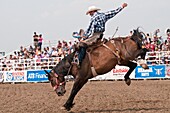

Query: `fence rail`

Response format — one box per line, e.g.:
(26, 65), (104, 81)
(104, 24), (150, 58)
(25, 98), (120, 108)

(0, 57), (62, 71)
(0, 51), (170, 71)
(146, 51), (170, 65)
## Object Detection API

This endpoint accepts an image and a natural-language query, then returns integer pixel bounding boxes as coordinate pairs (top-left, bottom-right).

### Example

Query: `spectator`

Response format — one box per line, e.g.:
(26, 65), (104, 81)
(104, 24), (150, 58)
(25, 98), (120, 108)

(150, 42), (155, 51)
(28, 45), (34, 56)
(33, 32), (39, 49)
(145, 42), (151, 50)
(160, 41), (168, 51)
(62, 41), (69, 53)
(57, 45), (63, 57)
(146, 33), (152, 43)
(68, 41), (74, 53)
(46, 46), (51, 56)
(42, 52), (49, 59)
(50, 47), (58, 57)
(38, 34), (43, 51)
(166, 29), (170, 42)
(20, 46), (24, 56)
(35, 48), (41, 56)
(166, 28), (170, 35)
(57, 40), (62, 48)
(154, 29), (161, 38)
(12, 51), (18, 59)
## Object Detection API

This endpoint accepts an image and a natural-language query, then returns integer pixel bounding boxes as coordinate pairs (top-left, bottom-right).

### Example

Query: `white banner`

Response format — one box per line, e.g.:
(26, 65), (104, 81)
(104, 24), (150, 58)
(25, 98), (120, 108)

(0, 71), (4, 82)
(4, 71), (27, 82)
(112, 66), (135, 79)
(90, 66), (135, 80)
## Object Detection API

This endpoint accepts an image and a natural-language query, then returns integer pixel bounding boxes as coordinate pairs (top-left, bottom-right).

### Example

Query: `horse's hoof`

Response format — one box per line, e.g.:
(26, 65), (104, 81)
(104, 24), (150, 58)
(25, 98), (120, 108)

(125, 79), (131, 86)
(61, 103), (75, 111)
(60, 106), (71, 111)
(60, 106), (66, 110)
(140, 64), (149, 69)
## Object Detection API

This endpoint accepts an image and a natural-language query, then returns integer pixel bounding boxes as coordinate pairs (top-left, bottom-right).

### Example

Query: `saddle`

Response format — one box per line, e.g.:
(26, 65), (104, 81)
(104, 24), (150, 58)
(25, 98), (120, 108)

(72, 37), (107, 67)
(86, 37), (107, 52)
(72, 29), (106, 71)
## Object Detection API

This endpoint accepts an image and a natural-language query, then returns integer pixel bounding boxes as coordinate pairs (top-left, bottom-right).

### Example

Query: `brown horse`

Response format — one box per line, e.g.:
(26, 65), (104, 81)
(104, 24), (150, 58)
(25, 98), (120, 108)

(44, 28), (148, 111)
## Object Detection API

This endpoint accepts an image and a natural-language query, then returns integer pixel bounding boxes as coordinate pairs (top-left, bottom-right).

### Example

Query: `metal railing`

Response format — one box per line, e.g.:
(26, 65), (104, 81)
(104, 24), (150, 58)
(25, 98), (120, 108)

(0, 57), (62, 71)
(146, 51), (170, 65)
(0, 51), (170, 71)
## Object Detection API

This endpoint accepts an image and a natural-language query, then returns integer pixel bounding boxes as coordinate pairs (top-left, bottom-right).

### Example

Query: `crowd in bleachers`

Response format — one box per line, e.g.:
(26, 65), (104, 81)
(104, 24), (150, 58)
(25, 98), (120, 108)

(0, 29), (170, 71)
(0, 32), (78, 71)
(142, 29), (170, 65)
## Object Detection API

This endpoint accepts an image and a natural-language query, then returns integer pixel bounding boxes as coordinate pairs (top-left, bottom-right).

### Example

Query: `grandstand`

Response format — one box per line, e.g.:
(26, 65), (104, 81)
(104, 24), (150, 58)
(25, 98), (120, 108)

(0, 39), (75, 71)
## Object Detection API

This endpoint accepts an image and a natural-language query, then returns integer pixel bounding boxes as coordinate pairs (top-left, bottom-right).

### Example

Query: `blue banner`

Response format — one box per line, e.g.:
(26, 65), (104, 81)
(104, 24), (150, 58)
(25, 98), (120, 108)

(27, 70), (50, 82)
(135, 65), (166, 78)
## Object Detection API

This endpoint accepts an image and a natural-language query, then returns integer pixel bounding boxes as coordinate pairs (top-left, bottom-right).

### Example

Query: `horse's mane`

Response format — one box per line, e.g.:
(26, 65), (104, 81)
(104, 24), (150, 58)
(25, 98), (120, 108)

(132, 28), (141, 36)
(108, 28), (145, 49)
(130, 28), (145, 49)
(110, 28), (144, 40)
(52, 51), (76, 75)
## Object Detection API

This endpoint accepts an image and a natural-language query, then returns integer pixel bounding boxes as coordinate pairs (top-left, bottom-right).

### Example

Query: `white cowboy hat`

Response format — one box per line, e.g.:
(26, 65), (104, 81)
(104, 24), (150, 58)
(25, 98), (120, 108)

(86, 6), (101, 15)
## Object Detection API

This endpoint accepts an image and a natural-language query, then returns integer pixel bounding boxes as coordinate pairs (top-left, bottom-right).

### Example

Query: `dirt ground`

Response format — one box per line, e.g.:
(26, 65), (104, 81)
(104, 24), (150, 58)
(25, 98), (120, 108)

(0, 80), (170, 113)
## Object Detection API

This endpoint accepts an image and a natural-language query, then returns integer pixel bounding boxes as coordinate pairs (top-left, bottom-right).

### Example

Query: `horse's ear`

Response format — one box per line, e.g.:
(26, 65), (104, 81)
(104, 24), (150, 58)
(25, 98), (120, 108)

(44, 70), (50, 77)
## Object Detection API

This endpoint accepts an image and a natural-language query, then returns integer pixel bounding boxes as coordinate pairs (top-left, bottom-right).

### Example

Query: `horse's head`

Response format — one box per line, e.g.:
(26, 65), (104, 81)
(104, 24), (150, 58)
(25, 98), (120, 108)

(45, 70), (66, 96)
(131, 28), (146, 49)
(44, 52), (76, 96)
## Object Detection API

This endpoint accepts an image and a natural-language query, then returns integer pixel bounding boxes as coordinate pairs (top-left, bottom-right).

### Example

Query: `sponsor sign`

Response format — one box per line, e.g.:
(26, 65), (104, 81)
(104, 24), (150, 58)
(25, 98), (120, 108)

(90, 66), (135, 80)
(4, 71), (26, 82)
(27, 70), (49, 82)
(0, 71), (4, 82)
(112, 66), (130, 79)
(166, 66), (170, 78)
(90, 71), (113, 80)
(135, 65), (165, 78)
(112, 66), (135, 79)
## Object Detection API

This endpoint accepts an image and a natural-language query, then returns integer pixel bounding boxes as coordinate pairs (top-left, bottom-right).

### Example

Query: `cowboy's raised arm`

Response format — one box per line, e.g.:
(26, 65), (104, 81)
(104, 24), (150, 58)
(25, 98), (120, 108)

(105, 3), (128, 21)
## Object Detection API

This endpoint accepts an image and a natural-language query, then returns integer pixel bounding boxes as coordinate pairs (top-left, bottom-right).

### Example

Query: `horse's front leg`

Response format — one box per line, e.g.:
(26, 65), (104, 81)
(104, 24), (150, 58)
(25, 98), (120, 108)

(137, 48), (149, 69)
(119, 61), (137, 86)
(61, 77), (88, 111)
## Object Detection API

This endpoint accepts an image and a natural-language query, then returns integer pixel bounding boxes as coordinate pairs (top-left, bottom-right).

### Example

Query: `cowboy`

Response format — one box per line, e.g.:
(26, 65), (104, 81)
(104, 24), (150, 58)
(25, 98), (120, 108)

(73, 3), (128, 67)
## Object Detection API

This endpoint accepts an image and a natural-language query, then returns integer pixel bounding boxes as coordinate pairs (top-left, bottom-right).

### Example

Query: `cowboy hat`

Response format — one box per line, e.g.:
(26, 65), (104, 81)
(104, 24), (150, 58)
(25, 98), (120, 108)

(86, 6), (101, 15)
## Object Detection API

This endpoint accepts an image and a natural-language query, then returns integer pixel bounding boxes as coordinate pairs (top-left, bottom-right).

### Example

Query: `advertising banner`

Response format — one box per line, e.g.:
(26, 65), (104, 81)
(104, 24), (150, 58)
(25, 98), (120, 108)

(90, 71), (113, 80)
(135, 65), (166, 79)
(0, 71), (4, 82)
(90, 66), (135, 80)
(112, 66), (135, 79)
(166, 66), (170, 78)
(27, 70), (49, 82)
(4, 71), (26, 82)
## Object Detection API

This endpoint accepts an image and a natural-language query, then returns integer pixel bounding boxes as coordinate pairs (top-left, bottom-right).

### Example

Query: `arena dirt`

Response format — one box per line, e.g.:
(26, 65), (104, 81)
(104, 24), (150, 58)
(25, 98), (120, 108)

(0, 80), (170, 113)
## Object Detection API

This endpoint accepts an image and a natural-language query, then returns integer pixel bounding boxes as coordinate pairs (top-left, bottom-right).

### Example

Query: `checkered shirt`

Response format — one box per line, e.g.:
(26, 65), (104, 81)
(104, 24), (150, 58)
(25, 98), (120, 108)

(84, 6), (123, 38)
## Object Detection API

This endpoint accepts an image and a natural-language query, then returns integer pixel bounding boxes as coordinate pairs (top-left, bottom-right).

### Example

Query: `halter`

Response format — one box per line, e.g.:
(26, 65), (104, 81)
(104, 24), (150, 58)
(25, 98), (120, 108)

(51, 69), (66, 91)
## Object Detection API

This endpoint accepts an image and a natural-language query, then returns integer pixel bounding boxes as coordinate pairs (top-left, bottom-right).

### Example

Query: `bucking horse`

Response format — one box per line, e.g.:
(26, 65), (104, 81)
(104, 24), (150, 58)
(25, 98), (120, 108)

(44, 28), (149, 111)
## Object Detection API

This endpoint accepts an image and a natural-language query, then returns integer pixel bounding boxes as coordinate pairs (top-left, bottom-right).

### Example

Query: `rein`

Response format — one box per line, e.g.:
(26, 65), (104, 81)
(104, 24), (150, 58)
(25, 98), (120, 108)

(52, 69), (66, 91)
(66, 63), (72, 77)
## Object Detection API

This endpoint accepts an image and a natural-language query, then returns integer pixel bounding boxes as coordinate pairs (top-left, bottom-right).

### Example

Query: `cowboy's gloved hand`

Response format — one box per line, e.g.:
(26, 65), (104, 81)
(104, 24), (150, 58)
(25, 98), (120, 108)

(81, 36), (87, 41)
(122, 3), (128, 8)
